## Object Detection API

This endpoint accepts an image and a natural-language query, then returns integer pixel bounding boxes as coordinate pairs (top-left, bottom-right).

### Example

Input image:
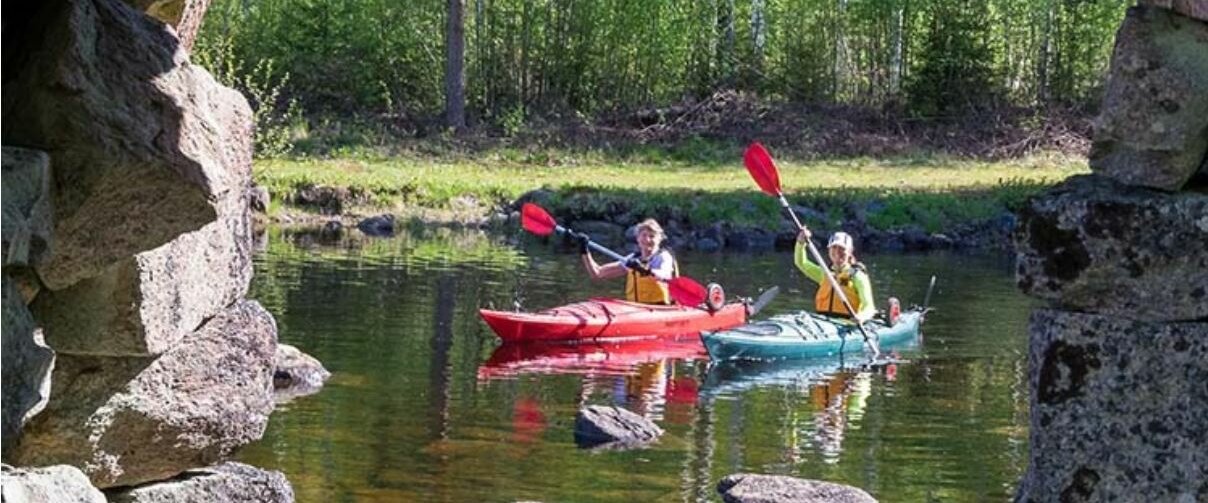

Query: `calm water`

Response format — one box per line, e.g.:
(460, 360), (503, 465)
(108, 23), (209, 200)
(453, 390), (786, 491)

(239, 227), (1033, 502)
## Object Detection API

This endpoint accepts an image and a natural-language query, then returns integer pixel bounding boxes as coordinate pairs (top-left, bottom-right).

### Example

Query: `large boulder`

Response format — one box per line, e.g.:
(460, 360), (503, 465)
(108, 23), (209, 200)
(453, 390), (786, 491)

(717, 473), (876, 503)
(2, 0), (253, 290)
(31, 176), (252, 356)
(2, 147), (54, 268)
(573, 405), (663, 449)
(12, 301), (278, 488)
(1016, 309), (1207, 502)
(1, 280), (55, 461)
(123, 0), (213, 52)
(1014, 175), (1208, 322)
(106, 462), (293, 503)
(1088, 5), (1208, 191)
(0, 464), (106, 503)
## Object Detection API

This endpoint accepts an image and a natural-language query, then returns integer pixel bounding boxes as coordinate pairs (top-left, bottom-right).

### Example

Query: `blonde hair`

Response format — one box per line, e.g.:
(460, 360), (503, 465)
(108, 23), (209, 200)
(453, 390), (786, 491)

(636, 219), (665, 240)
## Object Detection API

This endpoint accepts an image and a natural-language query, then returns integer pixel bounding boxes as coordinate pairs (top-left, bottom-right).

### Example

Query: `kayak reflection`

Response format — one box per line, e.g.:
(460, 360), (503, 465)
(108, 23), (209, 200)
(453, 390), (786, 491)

(478, 337), (709, 423)
(701, 353), (907, 464)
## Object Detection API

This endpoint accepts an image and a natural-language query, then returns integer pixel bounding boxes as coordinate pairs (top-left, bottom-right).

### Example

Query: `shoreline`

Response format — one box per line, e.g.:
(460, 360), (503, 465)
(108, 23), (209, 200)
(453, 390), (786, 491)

(255, 188), (1019, 254)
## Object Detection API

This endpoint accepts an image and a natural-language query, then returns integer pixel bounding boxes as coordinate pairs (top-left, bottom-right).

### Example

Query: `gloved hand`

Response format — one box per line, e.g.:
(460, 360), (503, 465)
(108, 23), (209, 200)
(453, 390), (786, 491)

(624, 257), (652, 276)
(574, 232), (591, 255)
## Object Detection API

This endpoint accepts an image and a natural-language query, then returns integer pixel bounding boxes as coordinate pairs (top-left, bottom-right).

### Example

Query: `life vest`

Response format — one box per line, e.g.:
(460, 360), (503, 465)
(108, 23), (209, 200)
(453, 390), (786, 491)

(624, 251), (679, 304)
(815, 263), (865, 318)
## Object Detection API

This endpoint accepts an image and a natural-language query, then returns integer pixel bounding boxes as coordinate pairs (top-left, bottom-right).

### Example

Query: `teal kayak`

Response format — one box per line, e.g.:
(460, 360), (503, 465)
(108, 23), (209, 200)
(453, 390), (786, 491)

(701, 309), (923, 361)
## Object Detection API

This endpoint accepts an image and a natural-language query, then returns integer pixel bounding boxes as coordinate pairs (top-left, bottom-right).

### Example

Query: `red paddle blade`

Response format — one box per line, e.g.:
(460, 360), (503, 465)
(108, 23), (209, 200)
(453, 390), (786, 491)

(743, 142), (782, 196)
(668, 277), (708, 307)
(520, 203), (557, 236)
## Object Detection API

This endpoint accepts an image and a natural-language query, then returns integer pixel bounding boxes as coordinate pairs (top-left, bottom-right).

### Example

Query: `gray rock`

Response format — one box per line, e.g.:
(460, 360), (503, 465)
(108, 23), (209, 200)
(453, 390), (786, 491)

(1016, 309), (1207, 503)
(717, 473), (876, 503)
(0, 464), (106, 503)
(106, 462), (293, 503)
(1014, 175), (1208, 322)
(273, 343), (330, 403)
(13, 300), (278, 488)
(1089, 5), (1208, 191)
(357, 214), (396, 237)
(294, 185), (353, 215)
(248, 184), (270, 213)
(3, 0), (253, 290)
(1139, 0), (1208, 22)
(32, 179), (253, 356)
(123, 0), (213, 52)
(2, 280), (55, 460)
(573, 405), (663, 449)
(1, 147), (53, 268)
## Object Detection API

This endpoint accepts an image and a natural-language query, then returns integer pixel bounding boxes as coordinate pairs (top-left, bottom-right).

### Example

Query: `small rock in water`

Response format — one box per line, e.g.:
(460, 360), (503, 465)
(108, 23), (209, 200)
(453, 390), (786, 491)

(357, 214), (396, 237)
(718, 473), (877, 503)
(573, 405), (663, 449)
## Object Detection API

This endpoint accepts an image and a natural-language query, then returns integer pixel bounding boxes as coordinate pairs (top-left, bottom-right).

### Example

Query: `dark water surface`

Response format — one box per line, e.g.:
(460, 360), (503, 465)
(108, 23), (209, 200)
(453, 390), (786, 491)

(239, 228), (1033, 502)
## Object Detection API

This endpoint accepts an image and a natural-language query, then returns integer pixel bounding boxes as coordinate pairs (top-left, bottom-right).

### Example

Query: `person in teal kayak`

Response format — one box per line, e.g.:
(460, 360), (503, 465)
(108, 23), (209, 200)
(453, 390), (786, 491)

(578, 219), (679, 304)
(795, 227), (876, 322)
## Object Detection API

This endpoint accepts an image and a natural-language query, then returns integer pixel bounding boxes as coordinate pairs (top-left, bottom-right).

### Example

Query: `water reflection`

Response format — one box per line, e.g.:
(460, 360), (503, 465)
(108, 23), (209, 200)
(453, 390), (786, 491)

(240, 228), (1032, 503)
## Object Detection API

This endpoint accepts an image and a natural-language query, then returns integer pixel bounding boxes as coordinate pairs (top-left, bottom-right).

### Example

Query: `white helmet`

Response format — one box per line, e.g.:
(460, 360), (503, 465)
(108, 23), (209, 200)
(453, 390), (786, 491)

(827, 231), (853, 251)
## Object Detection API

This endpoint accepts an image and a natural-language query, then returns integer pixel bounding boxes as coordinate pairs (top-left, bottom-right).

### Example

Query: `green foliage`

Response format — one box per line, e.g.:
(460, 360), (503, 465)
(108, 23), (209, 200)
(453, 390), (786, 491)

(906, 0), (998, 117)
(194, 0), (1127, 126)
(194, 30), (303, 157)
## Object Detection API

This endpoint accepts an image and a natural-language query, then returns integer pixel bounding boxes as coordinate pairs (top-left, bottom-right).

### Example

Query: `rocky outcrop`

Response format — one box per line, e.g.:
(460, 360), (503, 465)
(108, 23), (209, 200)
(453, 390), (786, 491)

(1, 281), (55, 461)
(106, 462), (293, 503)
(12, 301), (277, 488)
(573, 405), (663, 449)
(2, 148), (54, 268)
(123, 0), (213, 52)
(1014, 175), (1207, 322)
(717, 473), (876, 503)
(1140, 0), (1208, 22)
(1017, 310), (1207, 502)
(2, 0), (303, 499)
(1015, 4), (1208, 502)
(2, 0), (252, 290)
(273, 343), (331, 403)
(31, 167), (253, 356)
(1089, 5), (1208, 191)
(0, 464), (106, 503)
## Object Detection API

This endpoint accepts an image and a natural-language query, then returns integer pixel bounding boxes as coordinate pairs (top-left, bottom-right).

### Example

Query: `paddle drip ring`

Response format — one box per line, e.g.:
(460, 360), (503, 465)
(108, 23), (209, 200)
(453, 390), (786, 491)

(705, 283), (726, 312)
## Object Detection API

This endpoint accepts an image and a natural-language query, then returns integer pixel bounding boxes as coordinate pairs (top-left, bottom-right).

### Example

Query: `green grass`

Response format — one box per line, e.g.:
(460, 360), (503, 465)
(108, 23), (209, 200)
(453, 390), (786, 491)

(255, 149), (1088, 232)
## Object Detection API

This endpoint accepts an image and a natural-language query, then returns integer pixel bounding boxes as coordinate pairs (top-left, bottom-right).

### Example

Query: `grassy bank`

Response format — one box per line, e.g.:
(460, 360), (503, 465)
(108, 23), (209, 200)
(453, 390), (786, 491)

(255, 146), (1088, 233)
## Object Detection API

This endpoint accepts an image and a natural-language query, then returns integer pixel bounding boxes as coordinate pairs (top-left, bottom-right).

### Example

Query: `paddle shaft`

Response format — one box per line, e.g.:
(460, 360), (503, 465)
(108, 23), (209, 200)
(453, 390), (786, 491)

(776, 193), (880, 356)
(555, 224), (629, 263)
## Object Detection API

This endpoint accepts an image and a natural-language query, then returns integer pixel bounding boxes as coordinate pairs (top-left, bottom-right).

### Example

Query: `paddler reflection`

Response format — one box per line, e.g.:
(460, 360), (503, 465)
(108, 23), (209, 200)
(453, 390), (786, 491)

(779, 370), (874, 465)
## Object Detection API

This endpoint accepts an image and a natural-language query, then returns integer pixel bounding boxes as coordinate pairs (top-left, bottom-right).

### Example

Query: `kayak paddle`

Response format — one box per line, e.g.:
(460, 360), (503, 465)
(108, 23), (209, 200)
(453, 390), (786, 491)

(520, 203), (708, 307)
(746, 285), (780, 317)
(742, 142), (882, 358)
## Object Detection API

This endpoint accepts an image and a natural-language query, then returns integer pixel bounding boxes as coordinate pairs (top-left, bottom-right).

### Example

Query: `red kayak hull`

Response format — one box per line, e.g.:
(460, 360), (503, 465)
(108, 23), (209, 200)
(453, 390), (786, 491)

(479, 298), (748, 343)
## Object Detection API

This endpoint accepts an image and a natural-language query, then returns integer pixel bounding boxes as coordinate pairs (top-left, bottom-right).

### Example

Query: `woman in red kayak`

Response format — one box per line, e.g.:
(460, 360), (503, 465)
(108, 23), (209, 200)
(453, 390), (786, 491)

(795, 227), (876, 322)
(578, 219), (679, 304)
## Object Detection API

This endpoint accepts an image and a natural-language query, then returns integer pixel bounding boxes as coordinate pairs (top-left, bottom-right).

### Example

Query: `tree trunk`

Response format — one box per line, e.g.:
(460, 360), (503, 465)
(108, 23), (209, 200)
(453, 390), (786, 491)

(445, 0), (466, 131)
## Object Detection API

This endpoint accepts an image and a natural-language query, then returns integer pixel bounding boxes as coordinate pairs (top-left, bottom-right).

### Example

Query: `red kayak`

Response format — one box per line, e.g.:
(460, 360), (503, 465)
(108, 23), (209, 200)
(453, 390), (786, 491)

(479, 298), (748, 343)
